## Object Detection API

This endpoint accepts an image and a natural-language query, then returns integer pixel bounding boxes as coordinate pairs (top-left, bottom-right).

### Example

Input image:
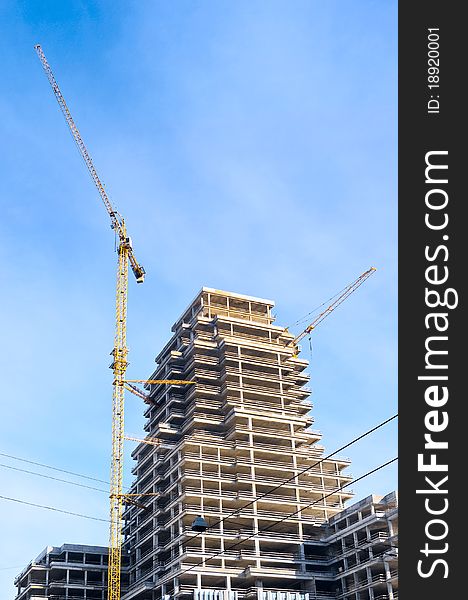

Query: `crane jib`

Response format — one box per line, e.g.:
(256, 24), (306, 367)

(34, 45), (145, 284)
(290, 267), (376, 352)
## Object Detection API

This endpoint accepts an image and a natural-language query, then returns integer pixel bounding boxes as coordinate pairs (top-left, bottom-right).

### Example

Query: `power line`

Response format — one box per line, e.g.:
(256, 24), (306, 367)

(184, 413), (397, 548)
(0, 451), (109, 486)
(180, 456), (398, 576)
(249, 457), (398, 533)
(0, 494), (109, 523)
(0, 417), (398, 540)
(0, 462), (108, 494)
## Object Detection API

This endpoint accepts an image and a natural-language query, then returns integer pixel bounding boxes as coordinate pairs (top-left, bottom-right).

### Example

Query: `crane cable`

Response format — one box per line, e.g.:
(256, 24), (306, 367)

(287, 267), (376, 350)
(287, 280), (354, 329)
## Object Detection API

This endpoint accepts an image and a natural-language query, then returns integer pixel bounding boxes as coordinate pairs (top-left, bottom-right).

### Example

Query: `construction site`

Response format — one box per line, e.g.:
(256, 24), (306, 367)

(6, 38), (397, 600)
(13, 286), (398, 600)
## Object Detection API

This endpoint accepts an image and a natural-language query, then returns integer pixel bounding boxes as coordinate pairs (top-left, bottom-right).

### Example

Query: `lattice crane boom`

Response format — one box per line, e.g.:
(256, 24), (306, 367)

(290, 267), (376, 355)
(35, 44), (143, 600)
(34, 44), (145, 284)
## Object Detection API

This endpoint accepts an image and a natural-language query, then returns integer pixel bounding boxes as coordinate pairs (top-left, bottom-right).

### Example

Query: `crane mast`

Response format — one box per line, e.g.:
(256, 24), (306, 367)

(290, 267), (376, 355)
(35, 45), (144, 600)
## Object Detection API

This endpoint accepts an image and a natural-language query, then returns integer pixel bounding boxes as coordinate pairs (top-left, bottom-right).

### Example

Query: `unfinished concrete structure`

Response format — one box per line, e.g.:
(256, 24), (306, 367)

(323, 492), (398, 600)
(13, 543), (129, 600)
(13, 289), (398, 600)
(122, 288), (355, 600)
(12, 494), (398, 600)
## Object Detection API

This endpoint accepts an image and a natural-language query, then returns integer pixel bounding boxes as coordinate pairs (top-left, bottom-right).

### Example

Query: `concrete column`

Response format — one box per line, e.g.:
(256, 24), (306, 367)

(248, 415), (254, 447)
(219, 461), (226, 570)
(352, 571), (358, 597)
(255, 578), (263, 600)
(238, 345), (244, 406)
(366, 566), (373, 598)
(384, 560), (394, 599)
(277, 353), (285, 411)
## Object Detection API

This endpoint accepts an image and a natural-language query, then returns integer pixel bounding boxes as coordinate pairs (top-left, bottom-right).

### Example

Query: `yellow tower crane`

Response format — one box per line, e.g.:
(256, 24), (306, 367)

(34, 45), (194, 600)
(288, 267), (377, 356)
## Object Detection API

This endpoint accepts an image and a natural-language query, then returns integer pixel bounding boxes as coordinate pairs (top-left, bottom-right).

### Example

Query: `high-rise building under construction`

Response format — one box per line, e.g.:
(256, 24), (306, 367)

(12, 287), (398, 600)
(122, 288), (355, 600)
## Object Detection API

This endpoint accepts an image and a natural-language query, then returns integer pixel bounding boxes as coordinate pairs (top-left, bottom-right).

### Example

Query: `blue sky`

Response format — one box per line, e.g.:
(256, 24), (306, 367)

(0, 1), (397, 594)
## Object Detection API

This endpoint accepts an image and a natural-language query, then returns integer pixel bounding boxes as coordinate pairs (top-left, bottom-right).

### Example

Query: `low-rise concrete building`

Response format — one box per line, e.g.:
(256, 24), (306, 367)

(13, 543), (129, 600)
(13, 493), (397, 600)
(322, 492), (398, 600)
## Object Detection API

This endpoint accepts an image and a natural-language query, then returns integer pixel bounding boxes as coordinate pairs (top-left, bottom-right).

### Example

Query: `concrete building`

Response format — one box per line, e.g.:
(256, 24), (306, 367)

(321, 492), (398, 600)
(13, 543), (129, 600)
(122, 288), (355, 600)
(13, 288), (398, 600)
(12, 494), (398, 600)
